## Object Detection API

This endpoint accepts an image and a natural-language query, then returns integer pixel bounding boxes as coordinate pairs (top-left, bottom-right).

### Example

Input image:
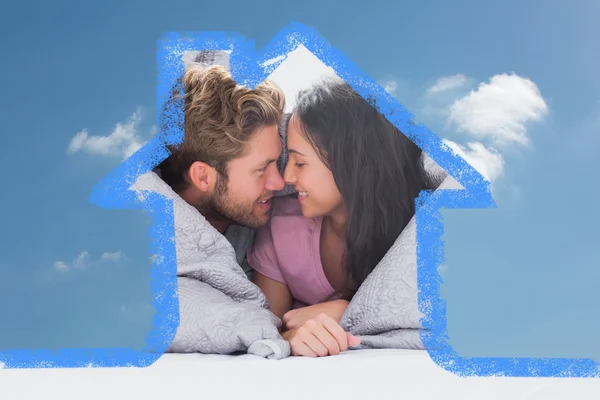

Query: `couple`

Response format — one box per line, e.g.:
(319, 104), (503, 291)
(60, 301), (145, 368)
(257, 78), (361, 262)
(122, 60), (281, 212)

(157, 61), (434, 357)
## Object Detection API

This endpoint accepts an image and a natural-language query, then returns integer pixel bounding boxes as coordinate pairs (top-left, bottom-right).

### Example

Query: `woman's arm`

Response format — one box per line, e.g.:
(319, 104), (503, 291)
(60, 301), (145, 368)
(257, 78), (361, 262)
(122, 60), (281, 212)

(281, 313), (360, 357)
(252, 271), (293, 325)
(246, 213), (294, 327)
(282, 299), (349, 330)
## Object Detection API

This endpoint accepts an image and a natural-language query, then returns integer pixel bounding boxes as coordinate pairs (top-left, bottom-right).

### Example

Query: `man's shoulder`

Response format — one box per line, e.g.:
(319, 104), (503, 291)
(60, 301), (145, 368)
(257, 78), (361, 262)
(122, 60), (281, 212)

(224, 223), (256, 247)
(224, 223), (256, 278)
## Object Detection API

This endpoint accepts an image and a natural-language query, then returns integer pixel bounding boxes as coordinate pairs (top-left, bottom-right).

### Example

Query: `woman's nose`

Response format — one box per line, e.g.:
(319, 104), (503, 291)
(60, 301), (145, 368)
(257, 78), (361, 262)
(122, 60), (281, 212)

(283, 162), (296, 185)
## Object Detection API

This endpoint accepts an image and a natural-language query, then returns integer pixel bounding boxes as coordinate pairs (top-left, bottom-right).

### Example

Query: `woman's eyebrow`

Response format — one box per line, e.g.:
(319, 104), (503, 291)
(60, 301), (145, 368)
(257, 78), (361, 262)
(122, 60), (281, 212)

(287, 149), (306, 156)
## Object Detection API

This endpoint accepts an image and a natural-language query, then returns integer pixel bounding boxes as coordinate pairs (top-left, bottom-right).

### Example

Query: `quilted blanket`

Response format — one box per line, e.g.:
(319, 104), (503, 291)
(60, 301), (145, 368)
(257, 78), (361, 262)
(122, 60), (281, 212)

(131, 171), (291, 359)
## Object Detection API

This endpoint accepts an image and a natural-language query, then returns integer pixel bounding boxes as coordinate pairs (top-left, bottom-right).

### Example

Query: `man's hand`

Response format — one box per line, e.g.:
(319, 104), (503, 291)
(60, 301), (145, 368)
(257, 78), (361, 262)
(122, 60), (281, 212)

(283, 299), (349, 330)
(282, 313), (360, 357)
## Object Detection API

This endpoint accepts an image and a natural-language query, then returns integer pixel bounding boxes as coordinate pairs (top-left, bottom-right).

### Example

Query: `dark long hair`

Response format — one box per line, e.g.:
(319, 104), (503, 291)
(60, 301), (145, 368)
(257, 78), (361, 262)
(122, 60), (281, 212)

(293, 79), (435, 300)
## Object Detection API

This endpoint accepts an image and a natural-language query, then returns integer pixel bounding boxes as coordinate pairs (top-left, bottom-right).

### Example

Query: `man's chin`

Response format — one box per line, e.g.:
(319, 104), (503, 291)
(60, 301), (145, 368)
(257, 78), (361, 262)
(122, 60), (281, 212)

(230, 211), (269, 230)
(237, 219), (268, 230)
(252, 213), (270, 227)
(250, 208), (271, 227)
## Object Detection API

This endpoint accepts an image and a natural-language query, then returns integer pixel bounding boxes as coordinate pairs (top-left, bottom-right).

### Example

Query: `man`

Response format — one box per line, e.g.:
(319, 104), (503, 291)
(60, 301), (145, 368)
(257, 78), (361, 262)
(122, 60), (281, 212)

(156, 52), (291, 279)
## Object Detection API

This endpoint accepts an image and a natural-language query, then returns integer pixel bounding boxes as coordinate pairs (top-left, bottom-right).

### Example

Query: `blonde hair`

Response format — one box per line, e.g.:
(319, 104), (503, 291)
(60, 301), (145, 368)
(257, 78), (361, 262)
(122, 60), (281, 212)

(159, 64), (285, 193)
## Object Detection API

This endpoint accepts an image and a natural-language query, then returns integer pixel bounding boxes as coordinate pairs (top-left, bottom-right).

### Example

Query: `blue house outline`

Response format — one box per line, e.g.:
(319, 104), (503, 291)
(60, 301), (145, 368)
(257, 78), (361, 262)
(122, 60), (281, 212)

(2, 21), (598, 377)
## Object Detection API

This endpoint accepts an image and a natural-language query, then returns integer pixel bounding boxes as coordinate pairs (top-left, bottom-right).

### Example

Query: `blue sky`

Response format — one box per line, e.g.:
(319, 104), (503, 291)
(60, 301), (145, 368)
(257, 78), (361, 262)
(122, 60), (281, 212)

(0, 0), (599, 362)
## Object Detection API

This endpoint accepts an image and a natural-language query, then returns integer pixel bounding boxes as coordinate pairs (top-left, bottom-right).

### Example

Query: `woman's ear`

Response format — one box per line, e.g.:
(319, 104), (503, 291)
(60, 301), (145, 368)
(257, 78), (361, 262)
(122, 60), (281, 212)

(187, 161), (217, 193)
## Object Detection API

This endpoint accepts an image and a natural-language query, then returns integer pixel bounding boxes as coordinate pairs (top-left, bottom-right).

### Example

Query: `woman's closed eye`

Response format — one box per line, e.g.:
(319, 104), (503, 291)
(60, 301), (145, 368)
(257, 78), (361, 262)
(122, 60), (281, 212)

(295, 163), (305, 168)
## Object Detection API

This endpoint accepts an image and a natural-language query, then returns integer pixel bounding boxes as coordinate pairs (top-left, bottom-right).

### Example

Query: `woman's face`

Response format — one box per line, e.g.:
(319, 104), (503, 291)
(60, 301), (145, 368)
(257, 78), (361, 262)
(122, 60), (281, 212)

(284, 114), (343, 219)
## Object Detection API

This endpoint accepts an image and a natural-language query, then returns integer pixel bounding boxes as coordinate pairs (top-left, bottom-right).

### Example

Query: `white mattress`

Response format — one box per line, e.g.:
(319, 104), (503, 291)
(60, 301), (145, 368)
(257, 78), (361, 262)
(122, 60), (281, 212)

(1, 349), (599, 399)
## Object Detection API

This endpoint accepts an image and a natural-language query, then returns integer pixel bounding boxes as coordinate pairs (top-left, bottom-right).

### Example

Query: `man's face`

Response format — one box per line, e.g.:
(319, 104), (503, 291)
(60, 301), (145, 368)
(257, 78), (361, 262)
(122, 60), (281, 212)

(208, 124), (285, 229)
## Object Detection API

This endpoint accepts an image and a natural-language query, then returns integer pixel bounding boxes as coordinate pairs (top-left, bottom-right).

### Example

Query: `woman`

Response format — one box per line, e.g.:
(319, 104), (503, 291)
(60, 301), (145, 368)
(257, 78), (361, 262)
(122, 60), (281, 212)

(247, 78), (435, 357)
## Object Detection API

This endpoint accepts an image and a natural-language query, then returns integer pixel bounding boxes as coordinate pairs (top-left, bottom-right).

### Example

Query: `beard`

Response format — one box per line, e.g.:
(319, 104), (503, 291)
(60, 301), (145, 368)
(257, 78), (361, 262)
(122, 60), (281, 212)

(205, 173), (270, 229)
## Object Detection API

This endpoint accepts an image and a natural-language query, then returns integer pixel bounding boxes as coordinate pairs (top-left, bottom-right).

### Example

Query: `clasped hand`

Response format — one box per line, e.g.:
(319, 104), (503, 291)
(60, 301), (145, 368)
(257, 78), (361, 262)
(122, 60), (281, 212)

(281, 300), (360, 357)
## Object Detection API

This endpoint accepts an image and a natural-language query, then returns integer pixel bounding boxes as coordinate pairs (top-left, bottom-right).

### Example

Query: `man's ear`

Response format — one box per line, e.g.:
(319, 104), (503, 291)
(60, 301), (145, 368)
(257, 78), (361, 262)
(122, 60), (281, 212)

(187, 161), (217, 193)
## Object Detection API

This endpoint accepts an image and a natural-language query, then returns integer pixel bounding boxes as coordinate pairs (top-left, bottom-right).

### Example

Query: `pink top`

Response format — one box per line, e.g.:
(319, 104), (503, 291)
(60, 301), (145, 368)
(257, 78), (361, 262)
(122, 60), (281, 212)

(247, 196), (338, 309)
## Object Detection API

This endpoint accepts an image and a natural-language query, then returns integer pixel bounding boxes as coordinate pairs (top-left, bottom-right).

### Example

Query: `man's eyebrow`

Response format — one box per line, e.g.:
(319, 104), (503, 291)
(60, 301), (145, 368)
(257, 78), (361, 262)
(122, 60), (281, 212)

(258, 158), (278, 168)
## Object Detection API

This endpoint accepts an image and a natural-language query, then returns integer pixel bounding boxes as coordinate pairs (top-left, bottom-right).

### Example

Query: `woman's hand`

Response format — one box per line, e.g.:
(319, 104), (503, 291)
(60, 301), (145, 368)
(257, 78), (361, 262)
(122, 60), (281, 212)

(283, 299), (349, 330)
(282, 313), (360, 357)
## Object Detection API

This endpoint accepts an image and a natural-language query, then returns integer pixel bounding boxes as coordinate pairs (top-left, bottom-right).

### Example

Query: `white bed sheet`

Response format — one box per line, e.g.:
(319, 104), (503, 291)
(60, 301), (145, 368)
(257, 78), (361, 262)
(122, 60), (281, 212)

(1, 349), (599, 399)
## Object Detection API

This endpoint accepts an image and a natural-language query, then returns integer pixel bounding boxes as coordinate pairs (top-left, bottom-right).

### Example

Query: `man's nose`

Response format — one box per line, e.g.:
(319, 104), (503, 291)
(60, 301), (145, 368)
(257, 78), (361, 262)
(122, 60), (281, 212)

(266, 165), (285, 191)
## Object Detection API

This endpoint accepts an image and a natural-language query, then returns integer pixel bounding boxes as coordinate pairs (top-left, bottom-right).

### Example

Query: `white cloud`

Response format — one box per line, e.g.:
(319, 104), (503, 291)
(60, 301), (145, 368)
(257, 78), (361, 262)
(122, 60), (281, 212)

(53, 250), (124, 272)
(101, 251), (123, 262)
(443, 139), (505, 183)
(72, 251), (90, 268)
(53, 261), (69, 272)
(381, 79), (398, 96)
(414, 72), (548, 188)
(448, 73), (549, 148)
(427, 74), (468, 94)
(67, 108), (156, 160)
